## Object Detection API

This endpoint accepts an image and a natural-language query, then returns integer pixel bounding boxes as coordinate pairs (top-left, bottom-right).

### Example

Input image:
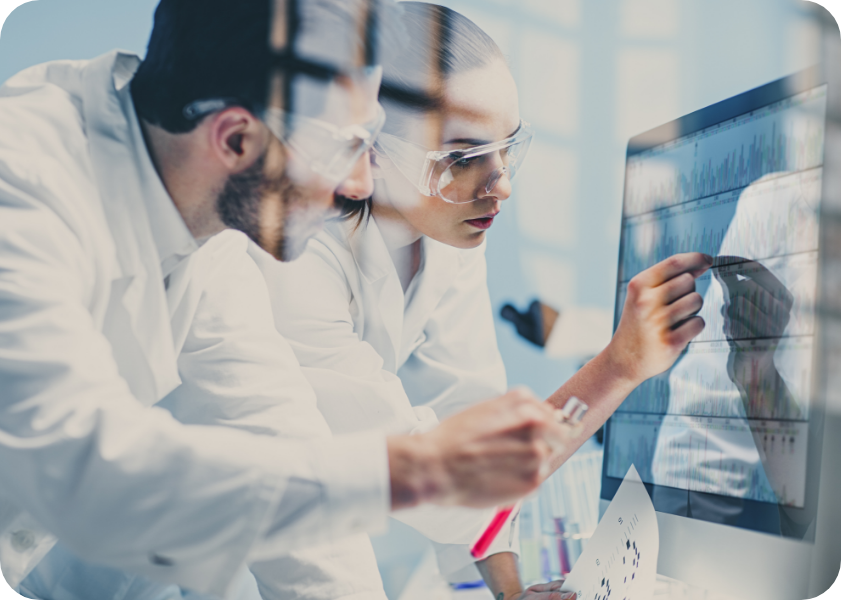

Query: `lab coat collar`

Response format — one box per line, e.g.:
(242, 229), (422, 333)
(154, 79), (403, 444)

(336, 216), (393, 285)
(333, 216), (465, 370)
(399, 234), (464, 366)
(336, 215), (463, 287)
(338, 216), (405, 369)
(82, 51), (183, 402)
(126, 104), (198, 279)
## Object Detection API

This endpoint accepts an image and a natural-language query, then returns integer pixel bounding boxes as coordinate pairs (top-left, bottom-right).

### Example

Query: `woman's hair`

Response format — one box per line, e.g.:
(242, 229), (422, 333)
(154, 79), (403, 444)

(336, 1), (505, 225)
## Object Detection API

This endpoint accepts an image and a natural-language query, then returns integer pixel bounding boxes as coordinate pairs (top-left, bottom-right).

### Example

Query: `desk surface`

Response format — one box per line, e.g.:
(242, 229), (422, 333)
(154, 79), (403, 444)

(398, 548), (743, 600)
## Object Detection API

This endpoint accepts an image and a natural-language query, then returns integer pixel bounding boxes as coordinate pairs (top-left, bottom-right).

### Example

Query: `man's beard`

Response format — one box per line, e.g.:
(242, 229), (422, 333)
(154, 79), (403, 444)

(215, 154), (322, 261)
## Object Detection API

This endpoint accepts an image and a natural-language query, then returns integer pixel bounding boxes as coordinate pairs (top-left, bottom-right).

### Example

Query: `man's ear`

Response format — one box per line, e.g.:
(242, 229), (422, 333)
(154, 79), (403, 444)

(209, 107), (267, 174)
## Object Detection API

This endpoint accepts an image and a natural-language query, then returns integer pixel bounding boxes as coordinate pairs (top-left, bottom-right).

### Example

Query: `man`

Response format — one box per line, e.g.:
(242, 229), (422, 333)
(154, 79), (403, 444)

(0, 0), (570, 597)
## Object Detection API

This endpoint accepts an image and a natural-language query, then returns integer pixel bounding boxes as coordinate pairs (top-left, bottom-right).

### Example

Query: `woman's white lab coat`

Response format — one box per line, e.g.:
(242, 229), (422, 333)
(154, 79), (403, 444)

(252, 214), (519, 582)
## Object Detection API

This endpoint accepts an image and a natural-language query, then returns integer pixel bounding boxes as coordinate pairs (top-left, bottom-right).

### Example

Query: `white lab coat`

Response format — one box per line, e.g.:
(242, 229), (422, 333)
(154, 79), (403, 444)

(19, 230), (388, 600)
(160, 231), (387, 600)
(0, 51), (389, 596)
(252, 215), (520, 585)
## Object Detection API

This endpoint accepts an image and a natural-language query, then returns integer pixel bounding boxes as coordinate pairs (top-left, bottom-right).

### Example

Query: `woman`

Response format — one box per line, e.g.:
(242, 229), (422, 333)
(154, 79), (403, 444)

(252, 3), (708, 598)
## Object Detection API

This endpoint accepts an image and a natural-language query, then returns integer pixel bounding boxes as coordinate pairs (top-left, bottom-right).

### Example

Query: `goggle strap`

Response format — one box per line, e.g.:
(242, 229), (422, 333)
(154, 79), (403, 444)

(418, 159), (436, 196)
(374, 133), (431, 195)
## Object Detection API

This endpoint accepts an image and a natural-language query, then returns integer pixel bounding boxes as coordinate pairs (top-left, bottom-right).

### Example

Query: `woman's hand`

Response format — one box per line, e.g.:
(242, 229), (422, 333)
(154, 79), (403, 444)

(504, 580), (576, 600)
(607, 252), (713, 386)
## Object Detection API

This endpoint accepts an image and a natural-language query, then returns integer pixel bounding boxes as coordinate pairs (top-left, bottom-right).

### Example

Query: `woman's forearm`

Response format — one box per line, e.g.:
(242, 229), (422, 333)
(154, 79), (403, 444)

(545, 346), (640, 471)
(475, 551), (524, 600)
(545, 252), (714, 471)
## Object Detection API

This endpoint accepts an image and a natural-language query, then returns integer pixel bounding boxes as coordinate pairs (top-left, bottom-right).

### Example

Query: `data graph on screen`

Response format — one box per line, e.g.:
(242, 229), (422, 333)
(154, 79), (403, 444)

(607, 413), (808, 506)
(623, 86), (826, 217)
(619, 168), (820, 283)
(606, 83), (826, 509)
(617, 252), (818, 344)
(615, 338), (812, 420)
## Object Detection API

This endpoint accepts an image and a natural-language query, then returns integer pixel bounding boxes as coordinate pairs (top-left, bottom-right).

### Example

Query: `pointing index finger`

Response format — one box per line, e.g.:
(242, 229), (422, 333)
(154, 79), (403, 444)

(636, 252), (714, 288)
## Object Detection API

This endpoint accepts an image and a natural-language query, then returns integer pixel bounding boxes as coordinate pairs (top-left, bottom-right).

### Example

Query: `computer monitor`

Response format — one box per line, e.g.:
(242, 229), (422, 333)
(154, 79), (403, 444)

(600, 61), (839, 600)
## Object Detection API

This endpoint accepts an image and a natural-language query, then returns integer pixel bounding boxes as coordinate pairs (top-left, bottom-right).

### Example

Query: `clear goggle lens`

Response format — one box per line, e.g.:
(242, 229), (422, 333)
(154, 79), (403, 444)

(374, 120), (533, 204)
(264, 104), (386, 184)
(431, 136), (532, 204)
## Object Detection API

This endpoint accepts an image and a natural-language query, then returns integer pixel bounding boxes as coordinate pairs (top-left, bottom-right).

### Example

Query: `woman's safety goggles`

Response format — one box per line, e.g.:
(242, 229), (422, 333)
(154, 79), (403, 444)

(183, 99), (386, 185)
(373, 120), (533, 204)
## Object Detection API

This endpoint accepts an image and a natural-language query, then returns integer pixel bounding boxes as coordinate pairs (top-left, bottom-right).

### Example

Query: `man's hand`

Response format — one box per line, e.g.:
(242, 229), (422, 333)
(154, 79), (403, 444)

(607, 252), (713, 385)
(387, 389), (574, 510)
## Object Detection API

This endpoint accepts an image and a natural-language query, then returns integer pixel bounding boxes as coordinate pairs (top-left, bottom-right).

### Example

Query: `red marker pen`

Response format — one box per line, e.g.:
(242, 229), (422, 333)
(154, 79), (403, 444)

(470, 396), (588, 559)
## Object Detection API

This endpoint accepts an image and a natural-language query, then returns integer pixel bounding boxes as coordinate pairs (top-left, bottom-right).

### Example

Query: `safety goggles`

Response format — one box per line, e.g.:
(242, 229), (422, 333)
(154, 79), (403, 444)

(183, 99), (386, 185)
(373, 120), (533, 204)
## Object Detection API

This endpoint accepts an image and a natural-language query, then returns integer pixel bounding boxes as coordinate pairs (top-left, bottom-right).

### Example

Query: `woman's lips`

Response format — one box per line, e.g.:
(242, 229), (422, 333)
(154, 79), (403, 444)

(465, 213), (498, 230)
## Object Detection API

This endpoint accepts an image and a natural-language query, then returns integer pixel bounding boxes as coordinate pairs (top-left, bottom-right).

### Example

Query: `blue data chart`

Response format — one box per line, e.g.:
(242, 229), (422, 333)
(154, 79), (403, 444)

(619, 169), (821, 283)
(617, 252), (818, 344)
(606, 81), (827, 512)
(623, 86), (826, 218)
(607, 413), (808, 507)
(615, 337), (813, 421)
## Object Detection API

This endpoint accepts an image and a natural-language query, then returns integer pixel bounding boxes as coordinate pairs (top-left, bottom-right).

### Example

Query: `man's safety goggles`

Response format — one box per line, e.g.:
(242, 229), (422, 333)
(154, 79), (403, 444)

(373, 120), (533, 204)
(183, 99), (386, 185)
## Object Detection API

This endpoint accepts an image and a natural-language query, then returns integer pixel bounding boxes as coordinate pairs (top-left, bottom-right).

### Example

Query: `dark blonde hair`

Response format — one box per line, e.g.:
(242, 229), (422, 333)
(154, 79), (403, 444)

(337, 1), (505, 225)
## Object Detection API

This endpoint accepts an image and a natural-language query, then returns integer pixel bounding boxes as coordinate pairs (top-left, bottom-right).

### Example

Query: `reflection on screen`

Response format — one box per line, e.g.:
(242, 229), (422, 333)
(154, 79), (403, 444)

(608, 85), (827, 513)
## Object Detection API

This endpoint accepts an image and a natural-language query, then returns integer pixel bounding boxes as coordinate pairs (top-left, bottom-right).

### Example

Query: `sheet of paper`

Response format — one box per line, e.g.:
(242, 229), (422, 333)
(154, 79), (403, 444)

(561, 465), (659, 600)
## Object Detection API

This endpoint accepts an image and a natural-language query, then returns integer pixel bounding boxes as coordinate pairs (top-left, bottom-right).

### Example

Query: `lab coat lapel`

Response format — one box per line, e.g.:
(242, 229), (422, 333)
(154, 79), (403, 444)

(399, 237), (462, 366)
(347, 219), (404, 373)
(82, 52), (181, 404)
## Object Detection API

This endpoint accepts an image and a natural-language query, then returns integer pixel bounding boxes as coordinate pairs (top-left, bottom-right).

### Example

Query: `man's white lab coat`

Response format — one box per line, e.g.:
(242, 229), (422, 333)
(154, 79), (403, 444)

(252, 215), (519, 586)
(0, 51), (389, 596)
(19, 230), (388, 600)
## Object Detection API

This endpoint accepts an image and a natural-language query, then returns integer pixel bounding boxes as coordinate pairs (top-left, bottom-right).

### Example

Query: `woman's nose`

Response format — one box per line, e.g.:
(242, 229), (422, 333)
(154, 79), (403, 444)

(336, 150), (375, 200)
(486, 166), (513, 200)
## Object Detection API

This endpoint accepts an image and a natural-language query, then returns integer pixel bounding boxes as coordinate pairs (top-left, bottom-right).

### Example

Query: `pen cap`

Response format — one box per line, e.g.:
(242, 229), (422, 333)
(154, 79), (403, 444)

(558, 396), (588, 424)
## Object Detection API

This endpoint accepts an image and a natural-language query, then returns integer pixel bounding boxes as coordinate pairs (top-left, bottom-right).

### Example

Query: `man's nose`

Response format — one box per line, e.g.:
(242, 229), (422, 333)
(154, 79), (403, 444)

(336, 151), (374, 200)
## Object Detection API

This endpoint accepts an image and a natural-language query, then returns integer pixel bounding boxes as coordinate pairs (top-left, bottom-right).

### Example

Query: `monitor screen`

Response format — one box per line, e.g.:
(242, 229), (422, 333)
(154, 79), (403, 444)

(602, 71), (827, 539)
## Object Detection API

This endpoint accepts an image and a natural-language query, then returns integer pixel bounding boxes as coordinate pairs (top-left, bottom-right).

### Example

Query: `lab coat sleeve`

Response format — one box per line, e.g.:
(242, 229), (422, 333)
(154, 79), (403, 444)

(159, 233), (387, 600)
(0, 197), (388, 595)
